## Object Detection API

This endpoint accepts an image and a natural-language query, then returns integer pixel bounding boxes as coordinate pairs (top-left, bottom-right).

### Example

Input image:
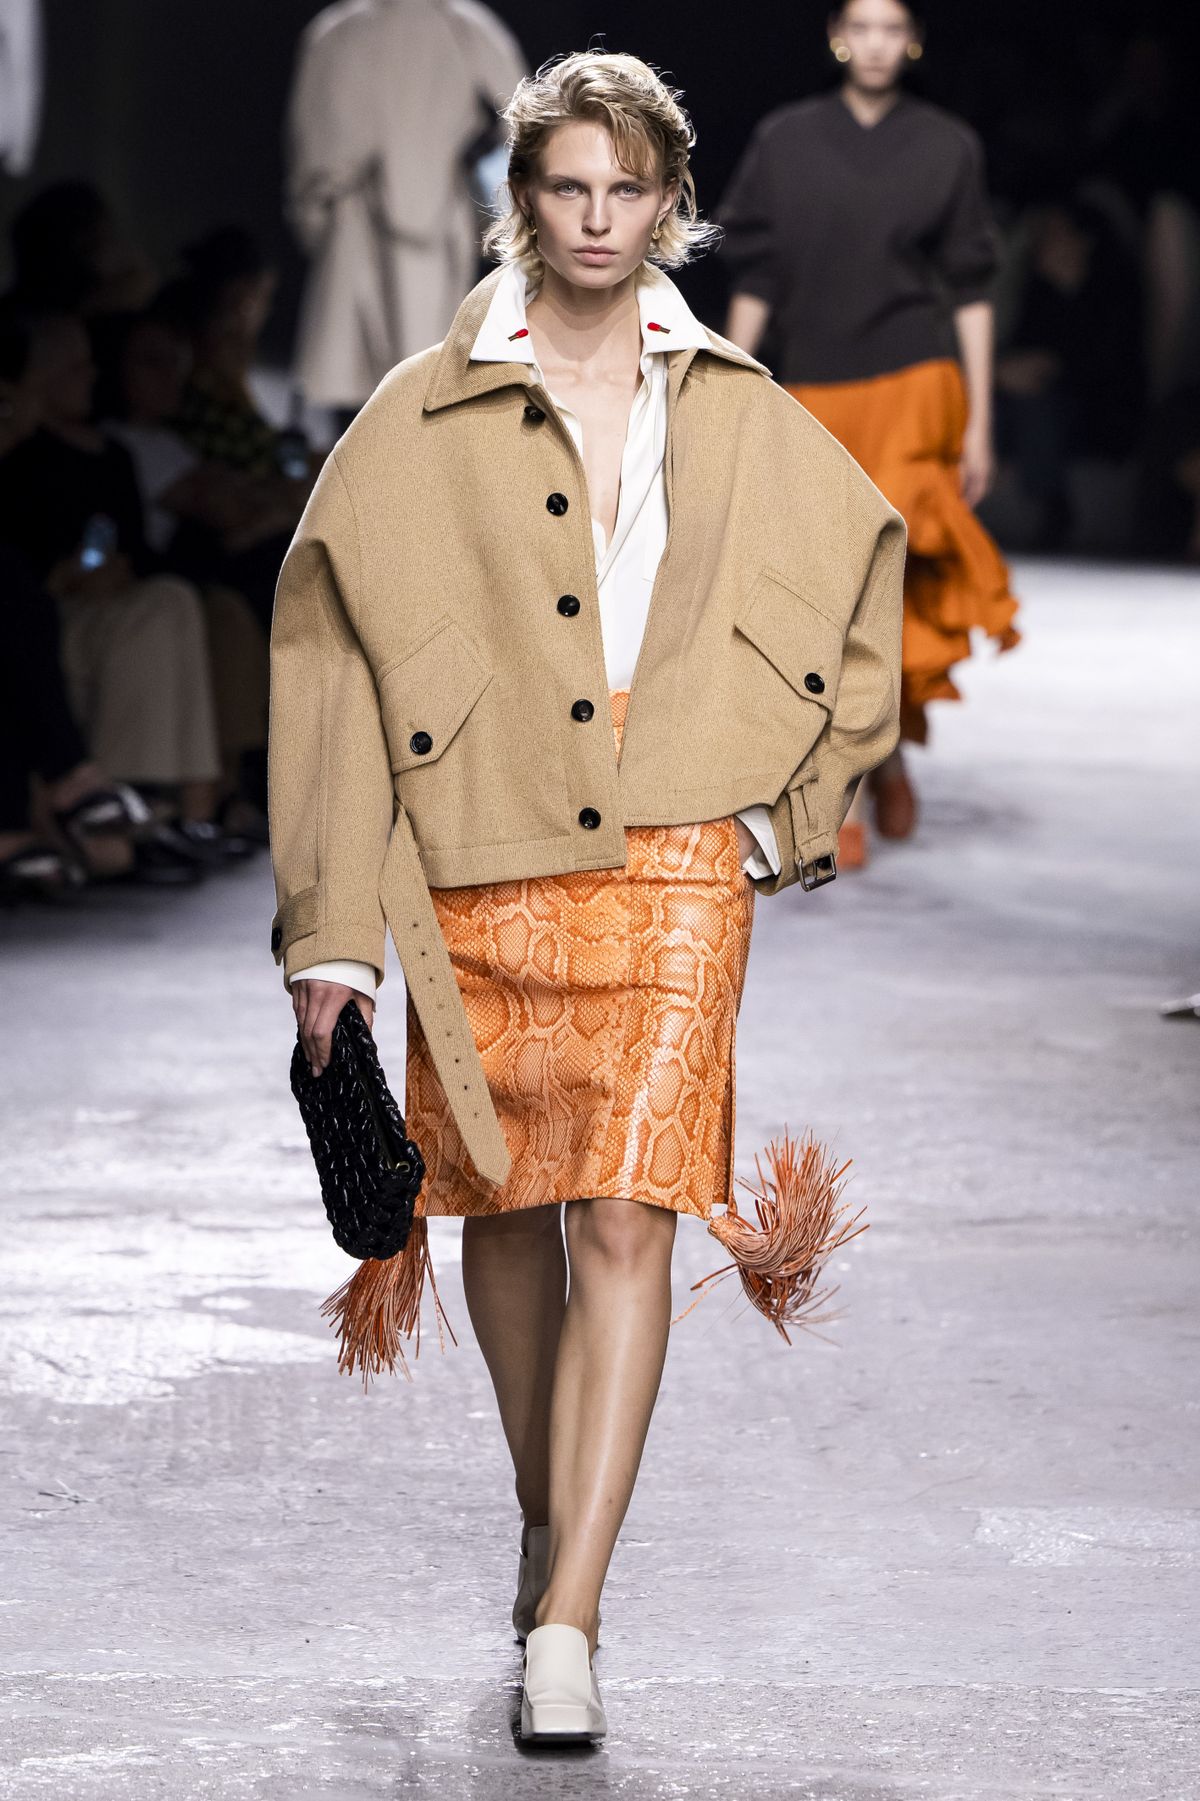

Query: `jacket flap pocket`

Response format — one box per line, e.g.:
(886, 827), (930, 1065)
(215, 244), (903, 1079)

(378, 615), (493, 772)
(735, 569), (844, 707)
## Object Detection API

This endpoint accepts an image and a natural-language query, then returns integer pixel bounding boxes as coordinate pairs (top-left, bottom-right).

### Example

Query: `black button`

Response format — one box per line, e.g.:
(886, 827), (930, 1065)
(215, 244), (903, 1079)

(410, 730), (433, 755)
(546, 492), (569, 515)
(578, 807), (601, 829)
(804, 672), (826, 695)
(523, 403), (546, 423)
(270, 924), (282, 952)
(570, 699), (594, 722)
(557, 594), (581, 616)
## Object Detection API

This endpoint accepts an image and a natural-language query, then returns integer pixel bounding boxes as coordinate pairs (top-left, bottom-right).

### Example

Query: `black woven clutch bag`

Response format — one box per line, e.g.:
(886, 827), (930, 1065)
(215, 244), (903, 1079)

(289, 999), (425, 1261)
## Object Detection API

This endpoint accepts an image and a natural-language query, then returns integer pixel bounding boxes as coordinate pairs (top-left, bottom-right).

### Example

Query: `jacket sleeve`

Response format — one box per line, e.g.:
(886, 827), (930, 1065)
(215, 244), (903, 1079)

(747, 508), (906, 897)
(933, 128), (1000, 307)
(268, 451), (395, 990)
(716, 120), (780, 310)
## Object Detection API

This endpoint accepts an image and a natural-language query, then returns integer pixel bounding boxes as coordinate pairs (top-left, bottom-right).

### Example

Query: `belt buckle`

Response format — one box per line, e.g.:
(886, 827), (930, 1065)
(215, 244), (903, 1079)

(799, 851), (837, 892)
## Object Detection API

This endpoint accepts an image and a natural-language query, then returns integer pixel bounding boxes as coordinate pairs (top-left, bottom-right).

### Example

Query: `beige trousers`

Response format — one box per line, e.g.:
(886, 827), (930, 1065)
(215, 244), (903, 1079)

(199, 584), (269, 768)
(56, 575), (221, 785)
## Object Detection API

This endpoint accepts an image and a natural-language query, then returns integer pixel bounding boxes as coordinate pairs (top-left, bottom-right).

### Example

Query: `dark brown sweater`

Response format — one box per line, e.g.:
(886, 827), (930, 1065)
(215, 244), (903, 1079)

(717, 91), (999, 385)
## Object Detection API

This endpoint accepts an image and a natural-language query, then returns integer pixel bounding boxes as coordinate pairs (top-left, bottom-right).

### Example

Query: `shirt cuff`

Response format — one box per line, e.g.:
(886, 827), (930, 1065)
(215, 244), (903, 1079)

(289, 958), (378, 998)
(735, 804), (782, 880)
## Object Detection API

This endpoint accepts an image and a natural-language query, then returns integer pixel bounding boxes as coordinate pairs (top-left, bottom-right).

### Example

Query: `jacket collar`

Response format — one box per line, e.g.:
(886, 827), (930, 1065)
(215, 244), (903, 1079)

(423, 262), (770, 413)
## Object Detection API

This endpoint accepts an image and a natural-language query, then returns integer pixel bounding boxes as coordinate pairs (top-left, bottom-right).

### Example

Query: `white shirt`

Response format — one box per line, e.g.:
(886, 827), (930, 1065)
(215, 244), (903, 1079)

(293, 260), (781, 997)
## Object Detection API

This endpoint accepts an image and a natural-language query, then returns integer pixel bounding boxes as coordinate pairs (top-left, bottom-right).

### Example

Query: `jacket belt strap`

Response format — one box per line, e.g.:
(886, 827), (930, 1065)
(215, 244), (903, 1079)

(376, 807), (512, 1188)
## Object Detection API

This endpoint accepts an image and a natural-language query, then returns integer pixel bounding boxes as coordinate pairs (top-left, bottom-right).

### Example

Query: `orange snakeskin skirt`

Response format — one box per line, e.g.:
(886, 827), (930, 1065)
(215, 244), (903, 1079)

(787, 358), (1020, 744)
(404, 689), (755, 1221)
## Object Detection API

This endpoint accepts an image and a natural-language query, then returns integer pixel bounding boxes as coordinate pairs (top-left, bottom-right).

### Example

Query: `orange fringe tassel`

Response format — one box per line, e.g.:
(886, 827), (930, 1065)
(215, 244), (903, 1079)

(318, 1217), (457, 1390)
(676, 1130), (868, 1343)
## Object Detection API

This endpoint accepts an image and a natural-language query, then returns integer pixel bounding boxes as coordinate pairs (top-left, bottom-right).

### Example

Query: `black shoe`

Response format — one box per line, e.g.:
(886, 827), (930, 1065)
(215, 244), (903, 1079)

(0, 841), (88, 905)
(172, 817), (259, 864)
(124, 827), (207, 886)
(215, 793), (270, 848)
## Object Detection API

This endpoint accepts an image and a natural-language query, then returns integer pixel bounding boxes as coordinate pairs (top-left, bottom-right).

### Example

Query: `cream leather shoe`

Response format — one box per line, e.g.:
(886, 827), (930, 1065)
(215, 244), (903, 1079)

(512, 1523), (550, 1643)
(520, 1623), (607, 1742)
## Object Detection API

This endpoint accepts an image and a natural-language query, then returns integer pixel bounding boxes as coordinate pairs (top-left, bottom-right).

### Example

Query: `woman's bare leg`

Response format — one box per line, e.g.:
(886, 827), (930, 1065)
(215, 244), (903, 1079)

(535, 1196), (677, 1655)
(461, 1206), (567, 1526)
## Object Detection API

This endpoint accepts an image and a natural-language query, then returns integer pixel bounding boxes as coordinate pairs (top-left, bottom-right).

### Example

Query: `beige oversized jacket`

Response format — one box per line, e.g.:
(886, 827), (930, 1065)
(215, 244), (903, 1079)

(268, 264), (906, 1184)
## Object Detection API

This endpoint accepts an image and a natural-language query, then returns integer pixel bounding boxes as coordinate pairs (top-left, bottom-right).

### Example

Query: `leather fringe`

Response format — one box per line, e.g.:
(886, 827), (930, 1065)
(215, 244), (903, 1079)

(677, 1130), (868, 1342)
(318, 1217), (457, 1390)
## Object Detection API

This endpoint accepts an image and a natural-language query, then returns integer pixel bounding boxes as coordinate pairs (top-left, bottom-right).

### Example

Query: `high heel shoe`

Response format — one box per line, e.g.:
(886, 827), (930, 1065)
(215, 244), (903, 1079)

(512, 1523), (601, 1647)
(520, 1624), (607, 1742)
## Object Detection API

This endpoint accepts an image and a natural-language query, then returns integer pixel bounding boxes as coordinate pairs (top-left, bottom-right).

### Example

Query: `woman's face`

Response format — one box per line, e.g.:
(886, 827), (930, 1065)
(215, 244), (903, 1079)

(122, 319), (190, 423)
(832, 0), (920, 89)
(196, 270), (277, 368)
(520, 120), (676, 293)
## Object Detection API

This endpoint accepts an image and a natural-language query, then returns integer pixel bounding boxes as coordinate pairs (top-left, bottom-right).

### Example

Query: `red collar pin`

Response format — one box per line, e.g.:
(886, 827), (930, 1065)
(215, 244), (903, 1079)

(646, 321), (670, 333)
(508, 327), (530, 340)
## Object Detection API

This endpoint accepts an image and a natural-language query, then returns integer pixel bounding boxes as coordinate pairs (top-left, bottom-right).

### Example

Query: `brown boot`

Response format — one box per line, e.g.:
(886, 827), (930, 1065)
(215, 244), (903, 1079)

(837, 820), (869, 869)
(870, 765), (918, 840)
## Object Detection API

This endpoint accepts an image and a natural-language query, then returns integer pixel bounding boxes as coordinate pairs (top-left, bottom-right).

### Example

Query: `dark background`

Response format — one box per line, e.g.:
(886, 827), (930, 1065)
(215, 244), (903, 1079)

(5, 0), (1199, 358)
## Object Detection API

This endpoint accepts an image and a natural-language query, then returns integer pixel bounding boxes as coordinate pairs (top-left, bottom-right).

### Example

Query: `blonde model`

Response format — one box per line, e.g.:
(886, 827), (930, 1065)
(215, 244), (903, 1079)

(268, 50), (904, 1744)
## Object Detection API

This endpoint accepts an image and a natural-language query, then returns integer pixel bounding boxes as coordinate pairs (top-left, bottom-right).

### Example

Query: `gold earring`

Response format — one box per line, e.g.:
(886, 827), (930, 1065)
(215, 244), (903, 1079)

(651, 218), (664, 243)
(906, 41), (923, 59)
(829, 37), (851, 63)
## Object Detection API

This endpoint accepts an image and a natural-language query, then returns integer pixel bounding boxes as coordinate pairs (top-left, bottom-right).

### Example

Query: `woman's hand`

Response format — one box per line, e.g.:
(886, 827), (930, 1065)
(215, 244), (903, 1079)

(292, 978), (375, 1078)
(959, 419), (995, 509)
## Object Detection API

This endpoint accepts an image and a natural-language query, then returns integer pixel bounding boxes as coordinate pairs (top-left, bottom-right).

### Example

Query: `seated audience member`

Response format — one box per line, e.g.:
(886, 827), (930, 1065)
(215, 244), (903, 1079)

(0, 308), (203, 891)
(97, 307), (272, 836)
(0, 545), (211, 896)
(0, 308), (252, 864)
(166, 226), (310, 479)
(9, 180), (157, 318)
(994, 195), (1144, 549)
(154, 229), (315, 632)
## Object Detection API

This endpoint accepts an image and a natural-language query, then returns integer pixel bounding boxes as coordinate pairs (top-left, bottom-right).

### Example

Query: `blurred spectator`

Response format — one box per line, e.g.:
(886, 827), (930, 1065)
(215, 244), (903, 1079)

(96, 307), (273, 833)
(9, 179), (156, 316)
(0, 306), (250, 864)
(994, 196), (1144, 549)
(0, 305), (205, 894)
(163, 227), (303, 478)
(153, 227), (313, 634)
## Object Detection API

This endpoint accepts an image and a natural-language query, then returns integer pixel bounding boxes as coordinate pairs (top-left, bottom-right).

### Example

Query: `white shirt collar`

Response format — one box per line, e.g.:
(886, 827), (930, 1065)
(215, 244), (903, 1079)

(468, 260), (712, 367)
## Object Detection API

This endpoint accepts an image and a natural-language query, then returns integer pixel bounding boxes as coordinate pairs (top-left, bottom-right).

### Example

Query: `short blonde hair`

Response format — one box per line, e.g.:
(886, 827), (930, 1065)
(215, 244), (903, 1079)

(483, 51), (721, 278)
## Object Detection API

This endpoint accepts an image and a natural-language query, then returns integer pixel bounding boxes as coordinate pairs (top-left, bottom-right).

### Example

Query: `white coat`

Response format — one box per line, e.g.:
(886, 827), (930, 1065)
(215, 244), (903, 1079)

(0, 0), (42, 175)
(285, 0), (526, 408)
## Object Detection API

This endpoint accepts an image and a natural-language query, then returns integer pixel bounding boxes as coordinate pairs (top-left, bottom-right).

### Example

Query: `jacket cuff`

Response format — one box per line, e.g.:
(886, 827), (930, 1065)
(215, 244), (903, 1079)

(271, 886), (387, 993)
(735, 803), (781, 879)
(289, 958), (378, 997)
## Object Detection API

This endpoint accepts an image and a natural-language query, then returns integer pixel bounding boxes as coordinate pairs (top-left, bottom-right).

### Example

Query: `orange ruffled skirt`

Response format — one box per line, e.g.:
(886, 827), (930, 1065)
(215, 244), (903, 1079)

(787, 358), (1020, 743)
(404, 688), (755, 1221)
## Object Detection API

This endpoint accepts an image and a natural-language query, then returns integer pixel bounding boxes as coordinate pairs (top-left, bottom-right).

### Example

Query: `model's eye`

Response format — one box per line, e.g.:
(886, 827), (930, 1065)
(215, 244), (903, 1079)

(619, 184), (645, 197)
(554, 182), (580, 195)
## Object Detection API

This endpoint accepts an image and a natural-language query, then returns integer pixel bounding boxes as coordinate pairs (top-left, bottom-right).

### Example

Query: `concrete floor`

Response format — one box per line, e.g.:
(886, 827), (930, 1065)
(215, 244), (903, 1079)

(2, 559), (1198, 1799)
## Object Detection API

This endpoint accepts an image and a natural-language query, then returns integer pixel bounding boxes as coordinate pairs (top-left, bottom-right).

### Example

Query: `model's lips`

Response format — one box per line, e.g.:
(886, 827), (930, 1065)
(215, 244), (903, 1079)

(574, 247), (617, 260)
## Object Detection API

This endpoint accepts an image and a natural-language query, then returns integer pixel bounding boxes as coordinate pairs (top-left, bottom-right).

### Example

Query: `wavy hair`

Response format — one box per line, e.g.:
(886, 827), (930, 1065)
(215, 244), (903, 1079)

(482, 51), (722, 279)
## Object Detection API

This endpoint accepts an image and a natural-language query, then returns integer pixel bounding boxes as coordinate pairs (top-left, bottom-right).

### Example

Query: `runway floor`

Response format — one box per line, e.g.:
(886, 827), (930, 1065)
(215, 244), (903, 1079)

(2, 559), (1198, 1799)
